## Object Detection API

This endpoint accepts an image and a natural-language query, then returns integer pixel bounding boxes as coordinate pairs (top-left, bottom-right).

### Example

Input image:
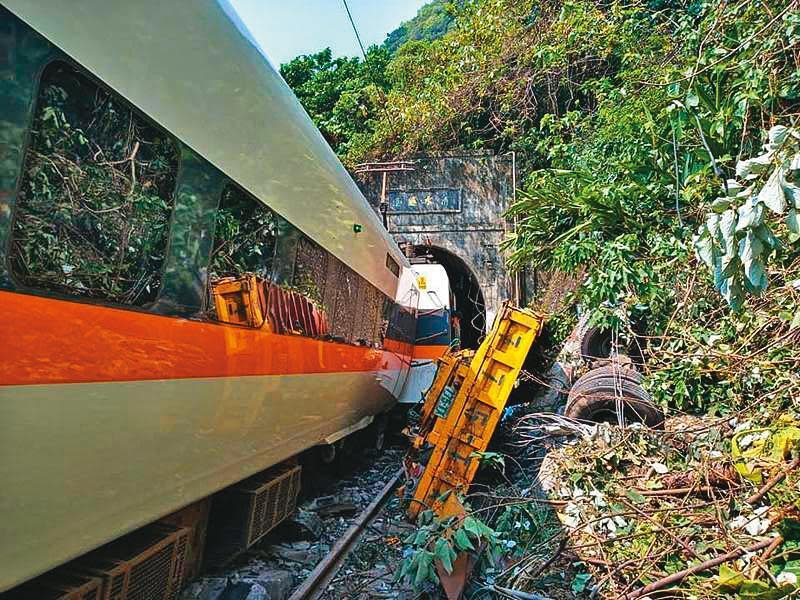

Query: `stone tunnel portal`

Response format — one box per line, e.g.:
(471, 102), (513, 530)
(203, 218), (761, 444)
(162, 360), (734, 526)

(412, 245), (486, 350)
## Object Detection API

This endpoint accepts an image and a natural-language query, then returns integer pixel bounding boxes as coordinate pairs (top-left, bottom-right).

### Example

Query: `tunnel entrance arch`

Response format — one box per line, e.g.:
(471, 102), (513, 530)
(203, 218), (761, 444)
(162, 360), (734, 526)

(412, 245), (486, 349)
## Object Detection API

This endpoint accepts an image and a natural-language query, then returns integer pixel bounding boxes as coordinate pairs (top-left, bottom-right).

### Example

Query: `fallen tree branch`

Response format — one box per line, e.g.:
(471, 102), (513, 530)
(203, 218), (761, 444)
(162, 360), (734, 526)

(635, 486), (725, 497)
(492, 585), (553, 600)
(748, 535), (784, 580)
(624, 537), (776, 599)
(747, 455), (800, 506)
(619, 497), (701, 561)
(525, 536), (567, 581)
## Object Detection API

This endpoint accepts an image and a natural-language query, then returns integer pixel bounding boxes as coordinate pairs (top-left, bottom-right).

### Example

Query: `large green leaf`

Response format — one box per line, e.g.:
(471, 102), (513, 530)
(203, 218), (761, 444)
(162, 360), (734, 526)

(769, 125), (791, 148)
(454, 528), (475, 551)
(783, 180), (800, 209)
(737, 152), (774, 179)
(720, 274), (744, 311)
(739, 230), (764, 265)
(712, 197), (732, 212)
(694, 231), (715, 268)
(434, 538), (455, 574)
(463, 517), (482, 538)
(788, 209), (800, 241)
(739, 232), (767, 289)
(719, 209), (739, 273)
(706, 212), (721, 237)
(754, 224), (782, 251)
(758, 169), (788, 214)
(737, 197), (765, 231)
(413, 551), (434, 588)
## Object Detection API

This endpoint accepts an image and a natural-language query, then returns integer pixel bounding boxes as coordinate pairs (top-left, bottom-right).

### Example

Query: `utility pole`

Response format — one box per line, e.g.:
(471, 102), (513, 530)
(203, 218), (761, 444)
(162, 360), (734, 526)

(353, 161), (415, 231)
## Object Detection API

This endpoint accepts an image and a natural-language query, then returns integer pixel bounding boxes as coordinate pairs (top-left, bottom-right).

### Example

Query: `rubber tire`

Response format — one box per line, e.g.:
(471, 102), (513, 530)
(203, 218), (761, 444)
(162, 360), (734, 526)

(571, 364), (643, 389)
(580, 326), (614, 361)
(579, 327), (647, 368)
(565, 365), (664, 429)
(373, 428), (386, 452)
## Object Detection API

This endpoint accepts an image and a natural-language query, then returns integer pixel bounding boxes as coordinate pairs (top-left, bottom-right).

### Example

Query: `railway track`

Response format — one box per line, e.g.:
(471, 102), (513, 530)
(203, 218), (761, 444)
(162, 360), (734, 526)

(288, 468), (404, 600)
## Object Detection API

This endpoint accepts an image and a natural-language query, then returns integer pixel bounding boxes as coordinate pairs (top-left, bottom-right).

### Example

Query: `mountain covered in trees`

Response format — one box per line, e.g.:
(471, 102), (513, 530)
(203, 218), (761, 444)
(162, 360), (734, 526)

(280, 2), (799, 595)
(381, 0), (455, 53)
(278, 0), (455, 158)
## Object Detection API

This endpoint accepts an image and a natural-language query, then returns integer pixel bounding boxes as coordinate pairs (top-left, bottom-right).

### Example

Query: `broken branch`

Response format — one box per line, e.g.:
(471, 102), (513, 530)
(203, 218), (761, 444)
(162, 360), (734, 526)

(624, 537), (776, 599)
(746, 455), (800, 506)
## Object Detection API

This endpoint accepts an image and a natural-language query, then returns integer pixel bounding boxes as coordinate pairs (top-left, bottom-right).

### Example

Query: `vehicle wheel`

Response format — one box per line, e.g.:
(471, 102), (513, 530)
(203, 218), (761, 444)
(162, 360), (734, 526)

(370, 414), (389, 453)
(319, 443), (337, 464)
(570, 363), (642, 390)
(373, 428), (386, 452)
(579, 326), (614, 361)
(565, 365), (664, 428)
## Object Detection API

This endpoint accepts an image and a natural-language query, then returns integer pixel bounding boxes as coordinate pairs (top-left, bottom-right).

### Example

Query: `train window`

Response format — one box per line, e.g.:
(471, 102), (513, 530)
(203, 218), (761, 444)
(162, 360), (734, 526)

(208, 185), (278, 280)
(386, 254), (400, 277)
(207, 184), (279, 326)
(271, 218), (302, 286)
(9, 61), (178, 305)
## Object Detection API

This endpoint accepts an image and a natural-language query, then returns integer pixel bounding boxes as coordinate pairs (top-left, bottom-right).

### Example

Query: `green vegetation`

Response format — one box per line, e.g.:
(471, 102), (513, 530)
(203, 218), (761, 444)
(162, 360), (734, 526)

(382, 0), (455, 53)
(279, 47), (391, 157)
(12, 62), (177, 305)
(284, 0), (799, 596)
(209, 185), (278, 279)
(283, 0), (799, 416)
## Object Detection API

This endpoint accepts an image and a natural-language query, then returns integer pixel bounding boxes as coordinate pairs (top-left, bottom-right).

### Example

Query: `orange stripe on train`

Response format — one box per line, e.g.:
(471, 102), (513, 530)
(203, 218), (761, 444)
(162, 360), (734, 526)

(411, 345), (449, 360)
(0, 290), (412, 386)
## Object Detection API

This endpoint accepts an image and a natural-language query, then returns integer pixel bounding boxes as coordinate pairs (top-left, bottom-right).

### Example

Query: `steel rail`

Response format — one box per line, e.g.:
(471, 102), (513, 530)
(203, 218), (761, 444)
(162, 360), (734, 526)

(288, 467), (404, 600)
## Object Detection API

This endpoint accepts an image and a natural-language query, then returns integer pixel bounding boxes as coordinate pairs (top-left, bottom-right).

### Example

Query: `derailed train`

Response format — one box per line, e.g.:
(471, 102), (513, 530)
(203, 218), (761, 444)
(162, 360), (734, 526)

(0, 0), (453, 592)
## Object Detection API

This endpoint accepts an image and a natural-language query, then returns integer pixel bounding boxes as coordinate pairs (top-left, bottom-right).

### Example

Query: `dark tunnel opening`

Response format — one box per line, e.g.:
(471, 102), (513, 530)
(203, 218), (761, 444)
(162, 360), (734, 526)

(412, 245), (486, 349)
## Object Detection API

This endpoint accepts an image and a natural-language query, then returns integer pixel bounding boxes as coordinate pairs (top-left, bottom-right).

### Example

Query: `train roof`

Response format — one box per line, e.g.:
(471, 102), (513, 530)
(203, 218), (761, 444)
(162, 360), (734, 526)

(4, 0), (407, 298)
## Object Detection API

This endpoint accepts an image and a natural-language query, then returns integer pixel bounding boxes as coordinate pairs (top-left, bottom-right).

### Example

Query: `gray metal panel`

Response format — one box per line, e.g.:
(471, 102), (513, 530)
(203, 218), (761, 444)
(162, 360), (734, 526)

(0, 373), (395, 591)
(2, 0), (406, 298)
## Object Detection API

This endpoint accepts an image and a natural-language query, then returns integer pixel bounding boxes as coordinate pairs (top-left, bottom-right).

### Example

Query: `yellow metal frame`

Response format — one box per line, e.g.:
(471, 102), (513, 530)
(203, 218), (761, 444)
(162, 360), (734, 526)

(408, 302), (542, 519)
(210, 275), (265, 327)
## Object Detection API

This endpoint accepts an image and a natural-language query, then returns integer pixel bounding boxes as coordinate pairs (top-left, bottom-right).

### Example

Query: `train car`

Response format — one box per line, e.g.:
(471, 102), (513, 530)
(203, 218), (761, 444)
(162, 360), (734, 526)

(0, 0), (449, 592)
(398, 263), (453, 405)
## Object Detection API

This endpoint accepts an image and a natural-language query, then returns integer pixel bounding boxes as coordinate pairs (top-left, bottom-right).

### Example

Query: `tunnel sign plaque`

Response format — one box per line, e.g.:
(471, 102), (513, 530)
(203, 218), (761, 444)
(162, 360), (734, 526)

(388, 188), (462, 214)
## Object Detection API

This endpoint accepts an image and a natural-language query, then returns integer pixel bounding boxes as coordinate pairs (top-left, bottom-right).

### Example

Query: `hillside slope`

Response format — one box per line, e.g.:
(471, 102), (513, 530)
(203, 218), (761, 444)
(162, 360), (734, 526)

(382, 0), (455, 53)
(279, 0), (800, 596)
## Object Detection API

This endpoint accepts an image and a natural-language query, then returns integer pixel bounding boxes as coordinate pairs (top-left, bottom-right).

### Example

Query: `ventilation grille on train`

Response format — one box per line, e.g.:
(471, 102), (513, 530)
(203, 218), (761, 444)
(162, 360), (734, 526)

(204, 462), (301, 567)
(244, 463), (302, 546)
(71, 523), (190, 600)
(1, 569), (103, 600)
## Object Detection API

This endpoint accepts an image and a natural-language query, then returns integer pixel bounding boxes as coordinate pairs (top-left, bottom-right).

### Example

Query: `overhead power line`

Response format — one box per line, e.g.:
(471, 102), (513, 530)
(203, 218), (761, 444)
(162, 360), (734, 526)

(341, 0), (368, 62)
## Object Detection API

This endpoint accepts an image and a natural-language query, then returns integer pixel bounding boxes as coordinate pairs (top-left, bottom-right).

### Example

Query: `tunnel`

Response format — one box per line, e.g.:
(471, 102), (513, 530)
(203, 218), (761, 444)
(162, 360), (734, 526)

(411, 245), (486, 349)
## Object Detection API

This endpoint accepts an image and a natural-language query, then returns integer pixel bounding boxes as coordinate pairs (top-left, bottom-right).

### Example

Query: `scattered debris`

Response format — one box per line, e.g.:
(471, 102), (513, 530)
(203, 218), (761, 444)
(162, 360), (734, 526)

(315, 503), (359, 519)
(183, 448), (404, 600)
(390, 305), (800, 599)
(286, 510), (324, 541)
(188, 301), (800, 600)
(503, 413), (800, 599)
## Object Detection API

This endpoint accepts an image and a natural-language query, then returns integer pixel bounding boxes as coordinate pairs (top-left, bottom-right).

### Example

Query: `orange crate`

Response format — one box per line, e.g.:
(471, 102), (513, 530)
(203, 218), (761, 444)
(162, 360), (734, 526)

(210, 275), (265, 327)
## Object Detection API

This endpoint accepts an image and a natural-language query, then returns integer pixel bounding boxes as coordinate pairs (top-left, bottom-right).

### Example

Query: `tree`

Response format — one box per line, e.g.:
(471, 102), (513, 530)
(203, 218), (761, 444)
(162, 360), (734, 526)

(382, 0), (456, 54)
(279, 47), (391, 158)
